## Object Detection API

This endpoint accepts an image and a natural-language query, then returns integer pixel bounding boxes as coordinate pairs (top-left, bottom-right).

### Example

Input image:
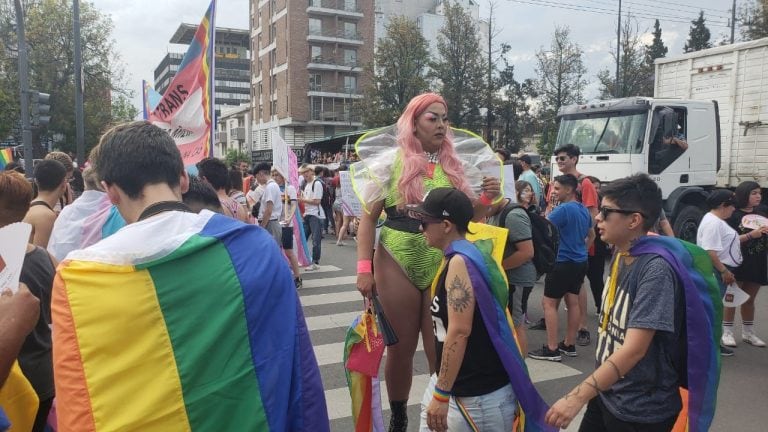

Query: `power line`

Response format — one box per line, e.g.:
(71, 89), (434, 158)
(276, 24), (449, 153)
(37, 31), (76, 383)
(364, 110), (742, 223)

(582, 0), (730, 21)
(508, 0), (731, 27)
(617, 0), (730, 16)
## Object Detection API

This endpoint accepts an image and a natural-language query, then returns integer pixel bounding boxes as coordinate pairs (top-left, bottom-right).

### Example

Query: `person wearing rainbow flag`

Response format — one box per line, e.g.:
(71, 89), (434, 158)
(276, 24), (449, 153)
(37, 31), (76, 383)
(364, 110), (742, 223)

(51, 121), (328, 431)
(546, 174), (721, 432)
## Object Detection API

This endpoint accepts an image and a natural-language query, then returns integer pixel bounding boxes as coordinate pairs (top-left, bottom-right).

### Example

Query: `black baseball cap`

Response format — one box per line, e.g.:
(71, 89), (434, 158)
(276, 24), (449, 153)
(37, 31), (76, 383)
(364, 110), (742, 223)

(706, 189), (735, 209)
(518, 154), (532, 165)
(406, 187), (473, 232)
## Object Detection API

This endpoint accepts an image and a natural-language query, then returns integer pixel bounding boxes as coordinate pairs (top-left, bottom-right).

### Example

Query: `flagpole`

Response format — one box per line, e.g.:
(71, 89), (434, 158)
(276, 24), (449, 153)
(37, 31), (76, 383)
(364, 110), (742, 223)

(209, 0), (217, 158)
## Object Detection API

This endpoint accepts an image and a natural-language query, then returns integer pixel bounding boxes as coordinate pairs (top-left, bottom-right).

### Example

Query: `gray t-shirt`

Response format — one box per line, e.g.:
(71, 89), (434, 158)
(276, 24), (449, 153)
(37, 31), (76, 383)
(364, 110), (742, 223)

(595, 254), (684, 423)
(489, 205), (537, 287)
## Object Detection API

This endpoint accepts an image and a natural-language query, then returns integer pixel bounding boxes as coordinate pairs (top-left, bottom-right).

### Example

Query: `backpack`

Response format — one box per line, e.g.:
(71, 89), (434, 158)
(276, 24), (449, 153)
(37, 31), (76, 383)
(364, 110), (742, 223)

(497, 203), (560, 276)
(313, 178), (334, 209)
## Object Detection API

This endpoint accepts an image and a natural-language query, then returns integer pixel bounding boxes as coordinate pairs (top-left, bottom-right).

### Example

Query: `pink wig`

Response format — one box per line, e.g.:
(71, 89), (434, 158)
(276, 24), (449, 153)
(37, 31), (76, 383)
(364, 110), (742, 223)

(396, 93), (474, 207)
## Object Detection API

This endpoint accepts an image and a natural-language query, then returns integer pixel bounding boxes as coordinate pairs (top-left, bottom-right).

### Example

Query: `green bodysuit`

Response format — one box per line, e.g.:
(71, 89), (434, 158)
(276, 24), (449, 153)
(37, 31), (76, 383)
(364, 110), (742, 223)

(379, 159), (453, 290)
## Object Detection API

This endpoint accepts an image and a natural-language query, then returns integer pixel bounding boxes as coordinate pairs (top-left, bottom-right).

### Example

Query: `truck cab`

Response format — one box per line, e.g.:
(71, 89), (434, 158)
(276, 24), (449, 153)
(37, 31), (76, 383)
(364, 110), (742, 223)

(553, 97), (720, 241)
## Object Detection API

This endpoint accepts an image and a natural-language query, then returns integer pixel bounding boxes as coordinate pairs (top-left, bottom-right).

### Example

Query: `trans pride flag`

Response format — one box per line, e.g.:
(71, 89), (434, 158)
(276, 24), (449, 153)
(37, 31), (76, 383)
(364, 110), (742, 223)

(0, 148), (13, 169)
(148, 1), (215, 166)
(630, 236), (722, 432)
(141, 80), (163, 120)
(52, 210), (328, 431)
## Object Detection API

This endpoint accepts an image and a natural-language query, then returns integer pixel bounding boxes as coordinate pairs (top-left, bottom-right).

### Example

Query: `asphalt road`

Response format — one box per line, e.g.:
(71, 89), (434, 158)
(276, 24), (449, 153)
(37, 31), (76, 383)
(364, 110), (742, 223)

(299, 235), (768, 431)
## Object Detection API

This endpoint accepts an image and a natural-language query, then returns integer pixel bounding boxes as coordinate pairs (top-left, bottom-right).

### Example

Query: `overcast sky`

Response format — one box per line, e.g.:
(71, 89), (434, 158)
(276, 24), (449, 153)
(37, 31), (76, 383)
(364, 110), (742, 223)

(91, 0), (735, 114)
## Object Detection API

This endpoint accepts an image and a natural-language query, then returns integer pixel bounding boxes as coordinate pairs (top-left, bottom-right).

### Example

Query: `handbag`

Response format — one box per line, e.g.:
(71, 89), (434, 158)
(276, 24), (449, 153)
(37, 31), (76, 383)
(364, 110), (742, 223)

(345, 309), (385, 377)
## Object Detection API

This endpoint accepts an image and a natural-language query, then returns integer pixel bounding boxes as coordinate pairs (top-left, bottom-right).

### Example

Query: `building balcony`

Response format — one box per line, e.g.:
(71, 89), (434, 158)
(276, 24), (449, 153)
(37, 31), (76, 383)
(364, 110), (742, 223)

(309, 110), (362, 125)
(307, 28), (363, 45)
(307, 85), (363, 98)
(215, 131), (227, 143)
(229, 127), (246, 140)
(307, 56), (363, 72)
(307, 0), (363, 19)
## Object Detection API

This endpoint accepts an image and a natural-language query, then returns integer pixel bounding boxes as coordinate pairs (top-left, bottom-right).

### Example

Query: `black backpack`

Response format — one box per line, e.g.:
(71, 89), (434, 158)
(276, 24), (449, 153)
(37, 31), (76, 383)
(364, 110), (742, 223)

(496, 203), (560, 276)
(313, 178), (334, 209)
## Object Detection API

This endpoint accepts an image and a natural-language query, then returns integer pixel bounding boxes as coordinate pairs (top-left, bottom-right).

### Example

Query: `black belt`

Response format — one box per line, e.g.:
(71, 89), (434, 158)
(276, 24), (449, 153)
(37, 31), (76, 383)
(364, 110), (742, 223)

(382, 206), (421, 234)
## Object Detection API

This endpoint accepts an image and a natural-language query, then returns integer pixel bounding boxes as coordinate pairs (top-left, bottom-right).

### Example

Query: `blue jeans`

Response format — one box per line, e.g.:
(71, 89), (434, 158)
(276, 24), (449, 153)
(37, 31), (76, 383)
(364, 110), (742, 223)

(419, 374), (517, 432)
(304, 215), (323, 264)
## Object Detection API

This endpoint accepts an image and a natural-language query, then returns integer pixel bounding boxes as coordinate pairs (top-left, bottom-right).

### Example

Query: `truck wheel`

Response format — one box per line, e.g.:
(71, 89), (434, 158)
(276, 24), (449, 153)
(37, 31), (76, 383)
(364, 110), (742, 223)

(673, 205), (704, 242)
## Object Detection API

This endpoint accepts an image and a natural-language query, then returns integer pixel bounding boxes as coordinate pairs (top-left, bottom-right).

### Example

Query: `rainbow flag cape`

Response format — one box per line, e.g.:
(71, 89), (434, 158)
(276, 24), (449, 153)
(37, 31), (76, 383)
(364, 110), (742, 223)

(148, 0), (215, 166)
(629, 236), (721, 432)
(0, 361), (39, 432)
(47, 191), (125, 261)
(436, 236), (556, 432)
(0, 148), (13, 169)
(52, 210), (328, 431)
(343, 312), (385, 432)
(142, 80), (163, 120)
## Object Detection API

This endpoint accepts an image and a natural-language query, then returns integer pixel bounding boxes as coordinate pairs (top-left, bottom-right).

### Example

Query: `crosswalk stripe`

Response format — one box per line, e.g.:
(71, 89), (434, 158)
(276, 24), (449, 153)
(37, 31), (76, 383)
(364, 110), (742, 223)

(301, 276), (357, 289)
(315, 340), (424, 367)
(306, 311), (360, 331)
(324, 360), (582, 421)
(300, 290), (361, 307)
(301, 264), (343, 274)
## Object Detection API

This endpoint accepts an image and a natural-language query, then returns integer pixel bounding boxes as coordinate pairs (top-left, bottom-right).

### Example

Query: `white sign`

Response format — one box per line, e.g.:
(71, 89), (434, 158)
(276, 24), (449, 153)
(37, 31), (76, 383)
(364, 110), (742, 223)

(339, 171), (363, 217)
(503, 164), (517, 202)
(272, 131), (290, 179)
(0, 222), (32, 294)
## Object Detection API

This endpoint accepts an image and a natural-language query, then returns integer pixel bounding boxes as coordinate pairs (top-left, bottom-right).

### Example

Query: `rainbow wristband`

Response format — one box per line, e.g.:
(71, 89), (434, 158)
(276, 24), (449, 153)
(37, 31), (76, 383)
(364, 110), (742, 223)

(433, 385), (451, 403)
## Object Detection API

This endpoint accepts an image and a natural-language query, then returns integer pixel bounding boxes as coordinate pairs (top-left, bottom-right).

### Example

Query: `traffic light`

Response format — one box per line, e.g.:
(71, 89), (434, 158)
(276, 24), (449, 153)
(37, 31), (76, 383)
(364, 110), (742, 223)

(30, 90), (50, 127)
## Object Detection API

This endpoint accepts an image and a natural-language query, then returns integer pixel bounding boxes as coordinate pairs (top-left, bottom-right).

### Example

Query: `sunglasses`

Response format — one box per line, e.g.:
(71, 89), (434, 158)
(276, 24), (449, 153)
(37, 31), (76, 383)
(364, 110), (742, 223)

(555, 155), (570, 162)
(599, 207), (647, 219)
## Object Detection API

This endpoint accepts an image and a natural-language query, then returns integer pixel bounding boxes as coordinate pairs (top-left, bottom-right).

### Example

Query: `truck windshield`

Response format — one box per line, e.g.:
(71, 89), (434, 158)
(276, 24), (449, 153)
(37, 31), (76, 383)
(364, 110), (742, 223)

(556, 111), (648, 154)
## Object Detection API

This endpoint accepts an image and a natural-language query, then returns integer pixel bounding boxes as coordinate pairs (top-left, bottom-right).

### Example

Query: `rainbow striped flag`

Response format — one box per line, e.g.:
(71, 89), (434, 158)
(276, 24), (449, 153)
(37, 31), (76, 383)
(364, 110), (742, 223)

(630, 236), (721, 432)
(343, 312), (385, 432)
(52, 210), (328, 431)
(0, 148), (13, 169)
(147, 0), (215, 166)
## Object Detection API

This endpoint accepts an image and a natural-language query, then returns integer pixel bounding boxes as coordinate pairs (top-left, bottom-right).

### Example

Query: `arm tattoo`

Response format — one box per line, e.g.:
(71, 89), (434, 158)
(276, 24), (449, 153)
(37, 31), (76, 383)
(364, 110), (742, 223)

(605, 358), (623, 379)
(437, 341), (458, 390)
(447, 274), (472, 313)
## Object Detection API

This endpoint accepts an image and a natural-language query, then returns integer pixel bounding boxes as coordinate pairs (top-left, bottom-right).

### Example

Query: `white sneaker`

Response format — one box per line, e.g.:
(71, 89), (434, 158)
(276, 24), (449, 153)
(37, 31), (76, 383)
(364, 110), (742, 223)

(721, 331), (737, 347)
(305, 263), (319, 271)
(742, 331), (766, 347)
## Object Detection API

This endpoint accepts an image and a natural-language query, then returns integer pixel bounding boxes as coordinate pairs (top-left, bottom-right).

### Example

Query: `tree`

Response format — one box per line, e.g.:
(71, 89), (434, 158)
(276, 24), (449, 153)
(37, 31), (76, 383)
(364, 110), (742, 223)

(646, 19), (668, 63)
(111, 94), (140, 123)
(597, 16), (653, 98)
(684, 11), (713, 53)
(361, 16), (430, 127)
(0, 0), (132, 155)
(740, 0), (768, 41)
(225, 149), (251, 168)
(535, 26), (587, 124)
(431, 1), (487, 131)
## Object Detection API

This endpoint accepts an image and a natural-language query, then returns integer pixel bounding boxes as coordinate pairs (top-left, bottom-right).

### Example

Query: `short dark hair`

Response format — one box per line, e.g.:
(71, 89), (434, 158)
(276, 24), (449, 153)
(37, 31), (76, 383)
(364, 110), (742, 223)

(600, 173), (662, 231)
(94, 121), (183, 199)
(554, 174), (578, 191)
(228, 169), (242, 193)
(34, 159), (67, 192)
(554, 143), (581, 159)
(314, 165), (324, 176)
(183, 175), (223, 214)
(253, 162), (272, 175)
(495, 148), (510, 161)
(734, 181), (761, 209)
(197, 157), (229, 191)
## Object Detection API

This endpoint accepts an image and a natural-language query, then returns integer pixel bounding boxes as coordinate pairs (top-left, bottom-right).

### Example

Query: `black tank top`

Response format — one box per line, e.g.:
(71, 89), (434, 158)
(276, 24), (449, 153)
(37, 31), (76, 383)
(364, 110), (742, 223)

(431, 257), (509, 397)
(18, 246), (56, 400)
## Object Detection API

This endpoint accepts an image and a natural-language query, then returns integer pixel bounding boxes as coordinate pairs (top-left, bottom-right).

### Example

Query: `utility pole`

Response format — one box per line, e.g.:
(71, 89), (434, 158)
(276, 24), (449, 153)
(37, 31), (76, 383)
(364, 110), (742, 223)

(615, 0), (622, 98)
(730, 0), (736, 44)
(13, 0), (33, 176)
(74, 0), (86, 167)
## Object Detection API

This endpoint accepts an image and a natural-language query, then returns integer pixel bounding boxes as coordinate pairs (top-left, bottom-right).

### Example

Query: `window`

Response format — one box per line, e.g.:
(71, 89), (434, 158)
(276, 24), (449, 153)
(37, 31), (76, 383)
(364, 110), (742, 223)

(309, 74), (322, 91)
(343, 22), (357, 38)
(649, 107), (688, 174)
(269, 23), (276, 43)
(270, 50), (277, 68)
(309, 18), (322, 34)
(343, 75), (356, 92)
(311, 46), (322, 61)
(556, 110), (648, 155)
(343, 49), (356, 66)
(344, 0), (357, 11)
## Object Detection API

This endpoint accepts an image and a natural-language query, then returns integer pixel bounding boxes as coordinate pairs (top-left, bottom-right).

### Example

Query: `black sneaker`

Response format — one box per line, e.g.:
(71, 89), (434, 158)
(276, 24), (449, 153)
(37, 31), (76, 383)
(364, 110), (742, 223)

(529, 345), (562, 362)
(720, 346), (735, 357)
(529, 318), (547, 330)
(558, 341), (577, 357)
(294, 278), (303, 289)
(577, 329), (591, 346)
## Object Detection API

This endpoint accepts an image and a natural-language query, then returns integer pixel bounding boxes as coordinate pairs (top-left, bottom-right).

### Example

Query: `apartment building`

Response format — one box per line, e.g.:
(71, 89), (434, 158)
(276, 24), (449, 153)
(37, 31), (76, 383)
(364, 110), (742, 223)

(154, 24), (251, 117)
(214, 104), (253, 158)
(249, 0), (374, 150)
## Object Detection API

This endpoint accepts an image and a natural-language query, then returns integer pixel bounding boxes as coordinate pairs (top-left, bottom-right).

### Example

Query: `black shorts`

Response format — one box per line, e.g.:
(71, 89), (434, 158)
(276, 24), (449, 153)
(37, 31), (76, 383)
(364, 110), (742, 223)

(544, 261), (588, 299)
(281, 226), (294, 250)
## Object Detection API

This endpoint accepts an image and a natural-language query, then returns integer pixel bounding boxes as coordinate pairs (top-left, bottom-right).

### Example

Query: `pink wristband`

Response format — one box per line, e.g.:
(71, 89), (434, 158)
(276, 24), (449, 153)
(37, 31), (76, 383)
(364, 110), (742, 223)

(479, 192), (493, 206)
(357, 260), (373, 274)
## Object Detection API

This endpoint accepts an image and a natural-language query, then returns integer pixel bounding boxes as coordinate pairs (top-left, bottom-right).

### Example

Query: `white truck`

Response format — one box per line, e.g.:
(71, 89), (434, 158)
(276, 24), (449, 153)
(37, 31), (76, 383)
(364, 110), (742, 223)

(552, 37), (768, 241)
